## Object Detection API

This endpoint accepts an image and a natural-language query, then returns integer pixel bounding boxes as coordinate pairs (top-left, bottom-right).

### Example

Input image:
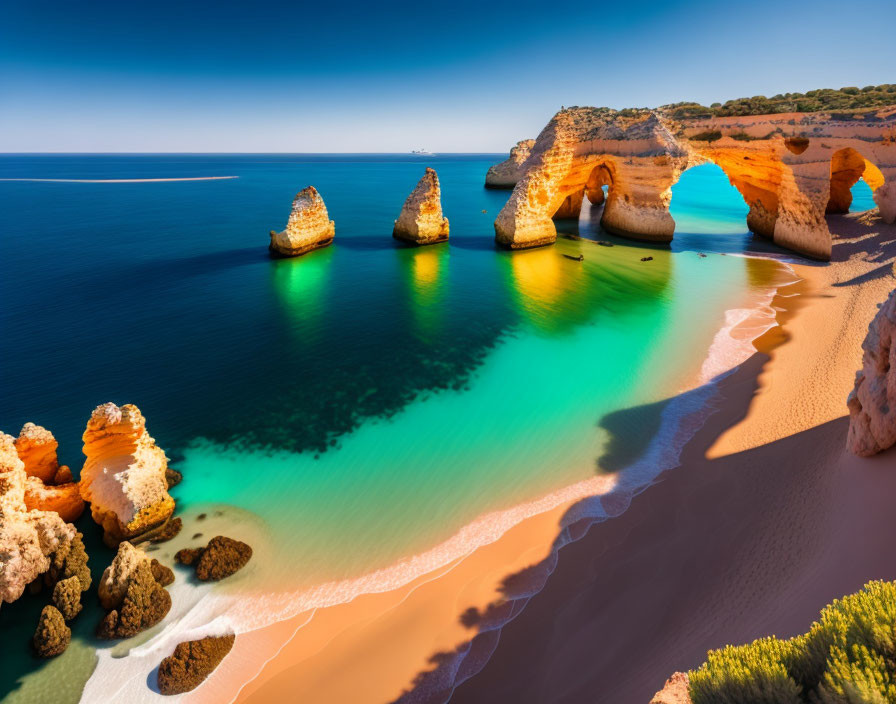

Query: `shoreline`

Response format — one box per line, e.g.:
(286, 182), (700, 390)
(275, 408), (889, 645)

(185, 247), (797, 703)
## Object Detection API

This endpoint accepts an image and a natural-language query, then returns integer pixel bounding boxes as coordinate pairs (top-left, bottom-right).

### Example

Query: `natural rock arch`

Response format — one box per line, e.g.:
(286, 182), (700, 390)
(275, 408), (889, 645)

(827, 148), (886, 214)
(494, 108), (688, 249)
(494, 105), (896, 260)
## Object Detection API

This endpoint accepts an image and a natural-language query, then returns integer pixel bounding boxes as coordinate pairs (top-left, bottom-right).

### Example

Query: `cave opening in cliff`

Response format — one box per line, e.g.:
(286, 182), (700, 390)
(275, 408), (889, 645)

(827, 148), (884, 214)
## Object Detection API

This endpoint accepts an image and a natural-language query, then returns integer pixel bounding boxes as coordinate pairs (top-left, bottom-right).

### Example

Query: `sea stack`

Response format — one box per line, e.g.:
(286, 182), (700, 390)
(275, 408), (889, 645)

(79, 403), (176, 546)
(847, 287), (896, 456)
(393, 168), (449, 245)
(269, 186), (335, 257)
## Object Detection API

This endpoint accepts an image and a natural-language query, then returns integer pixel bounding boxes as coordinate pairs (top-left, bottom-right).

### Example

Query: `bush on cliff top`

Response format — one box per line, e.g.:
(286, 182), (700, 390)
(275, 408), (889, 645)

(662, 84), (896, 118)
(689, 580), (896, 704)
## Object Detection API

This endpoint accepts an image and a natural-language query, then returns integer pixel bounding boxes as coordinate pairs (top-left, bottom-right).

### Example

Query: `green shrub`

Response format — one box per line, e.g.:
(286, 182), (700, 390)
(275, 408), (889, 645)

(660, 85), (896, 118)
(689, 130), (723, 142)
(689, 581), (896, 704)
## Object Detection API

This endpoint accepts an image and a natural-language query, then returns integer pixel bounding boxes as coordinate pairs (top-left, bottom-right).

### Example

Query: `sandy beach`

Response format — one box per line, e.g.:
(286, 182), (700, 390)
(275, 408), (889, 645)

(202, 210), (896, 704)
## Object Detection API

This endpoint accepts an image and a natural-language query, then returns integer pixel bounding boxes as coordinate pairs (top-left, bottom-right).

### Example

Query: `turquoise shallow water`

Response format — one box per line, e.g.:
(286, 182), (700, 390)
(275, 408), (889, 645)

(0, 156), (872, 591)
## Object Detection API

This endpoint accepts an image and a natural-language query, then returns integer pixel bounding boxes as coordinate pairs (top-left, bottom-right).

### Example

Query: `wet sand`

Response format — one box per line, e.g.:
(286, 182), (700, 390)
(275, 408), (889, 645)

(208, 212), (895, 704)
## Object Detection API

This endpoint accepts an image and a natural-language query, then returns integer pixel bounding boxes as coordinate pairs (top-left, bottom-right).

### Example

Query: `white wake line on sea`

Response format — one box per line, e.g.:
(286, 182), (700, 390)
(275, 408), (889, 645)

(80, 257), (800, 704)
(0, 176), (238, 183)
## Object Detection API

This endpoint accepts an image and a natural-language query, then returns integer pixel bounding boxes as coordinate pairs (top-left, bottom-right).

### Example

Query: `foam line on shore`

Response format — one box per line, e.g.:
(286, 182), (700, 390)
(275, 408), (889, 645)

(79, 257), (796, 704)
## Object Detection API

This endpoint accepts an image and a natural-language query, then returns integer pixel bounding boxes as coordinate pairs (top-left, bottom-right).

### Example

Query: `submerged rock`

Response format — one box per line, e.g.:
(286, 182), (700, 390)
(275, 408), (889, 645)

(0, 433), (76, 605)
(157, 634), (236, 695)
(175, 535), (252, 581)
(393, 168), (449, 245)
(848, 287), (896, 455)
(52, 576), (83, 621)
(269, 186), (335, 257)
(33, 605), (71, 657)
(79, 403), (175, 546)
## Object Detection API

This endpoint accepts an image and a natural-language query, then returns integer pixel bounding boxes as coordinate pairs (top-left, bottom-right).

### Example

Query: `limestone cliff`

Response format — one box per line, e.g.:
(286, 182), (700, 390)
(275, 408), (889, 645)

(495, 108), (688, 249)
(269, 186), (335, 257)
(485, 139), (535, 188)
(15, 423), (84, 522)
(495, 104), (896, 259)
(79, 403), (175, 546)
(650, 673), (691, 703)
(393, 168), (450, 245)
(0, 433), (75, 605)
(848, 287), (896, 456)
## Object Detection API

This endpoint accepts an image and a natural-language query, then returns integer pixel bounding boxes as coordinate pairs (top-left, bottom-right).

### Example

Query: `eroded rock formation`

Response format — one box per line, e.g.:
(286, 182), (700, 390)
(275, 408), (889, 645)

(175, 535), (252, 581)
(79, 403), (175, 546)
(485, 139), (536, 188)
(848, 287), (896, 456)
(393, 168), (450, 245)
(96, 540), (173, 639)
(0, 433), (76, 605)
(33, 605), (71, 657)
(495, 105), (896, 259)
(269, 186), (335, 257)
(15, 423), (85, 522)
(157, 634), (236, 695)
(495, 108), (689, 249)
(52, 576), (83, 620)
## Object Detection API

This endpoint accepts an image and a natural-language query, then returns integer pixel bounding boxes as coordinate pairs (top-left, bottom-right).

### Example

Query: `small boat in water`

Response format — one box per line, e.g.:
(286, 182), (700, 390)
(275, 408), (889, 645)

(411, 149), (435, 155)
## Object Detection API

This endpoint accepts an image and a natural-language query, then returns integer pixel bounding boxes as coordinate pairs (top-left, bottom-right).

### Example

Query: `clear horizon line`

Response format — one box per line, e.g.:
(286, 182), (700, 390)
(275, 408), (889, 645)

(0, 151), (509, 155)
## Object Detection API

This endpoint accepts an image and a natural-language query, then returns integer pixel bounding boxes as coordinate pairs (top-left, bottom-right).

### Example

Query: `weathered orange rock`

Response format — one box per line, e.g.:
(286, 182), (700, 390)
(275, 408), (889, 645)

(848, 287), (896, 456)
(79, 403), (175, 546)
(24, 476), (84, 523)
(496, 105), (896, 260)
(15, 423), (59, 482)
(0, 433), (76, 605)
(393, 168), (449, 245)
(485, 139), (535, 188)
(495, 108), (689, 249)
(650, 672), (691, 704)
(269, 186), (335, 257)
(14, 423), (85, 522)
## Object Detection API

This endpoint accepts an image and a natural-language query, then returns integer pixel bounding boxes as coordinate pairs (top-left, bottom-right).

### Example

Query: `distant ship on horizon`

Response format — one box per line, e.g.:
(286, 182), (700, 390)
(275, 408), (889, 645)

(411, 148), (435, 155)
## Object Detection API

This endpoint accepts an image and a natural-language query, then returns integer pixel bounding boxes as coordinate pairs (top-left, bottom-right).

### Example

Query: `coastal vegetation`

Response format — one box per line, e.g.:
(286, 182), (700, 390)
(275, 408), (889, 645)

(662, 84), (896, 118)
(688, 580), (896, 703)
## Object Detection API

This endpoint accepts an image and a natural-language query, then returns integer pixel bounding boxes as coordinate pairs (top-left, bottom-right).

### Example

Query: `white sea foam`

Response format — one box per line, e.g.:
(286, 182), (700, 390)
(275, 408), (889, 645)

(80, 256), (800, 704)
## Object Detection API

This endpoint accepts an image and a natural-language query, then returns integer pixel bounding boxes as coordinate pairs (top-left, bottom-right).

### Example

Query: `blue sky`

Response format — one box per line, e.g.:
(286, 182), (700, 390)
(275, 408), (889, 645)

(2, 0), (894, 152)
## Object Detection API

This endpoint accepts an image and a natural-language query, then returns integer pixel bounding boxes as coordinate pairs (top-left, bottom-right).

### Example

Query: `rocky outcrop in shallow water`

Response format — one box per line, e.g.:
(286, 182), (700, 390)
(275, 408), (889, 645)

(496, 104), (896, 259)
(0, 433), (76, 605)
(157, 634), (236, 695)
(393, 168), (449, 245)
(848, 287), (896, 456)
(96, 541), (173, 639)
(33, 605), (71, 657)
(269, 186), (335, 257)
(175, 535), (252, 581)
(79, 403), (175, 546)
(485, 139), (535, 188)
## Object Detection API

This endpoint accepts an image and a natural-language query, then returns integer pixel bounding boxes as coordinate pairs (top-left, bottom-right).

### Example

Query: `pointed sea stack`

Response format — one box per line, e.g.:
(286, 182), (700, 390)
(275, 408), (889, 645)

(269, 186), (335, 257)
(393, 168), (449, 245)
